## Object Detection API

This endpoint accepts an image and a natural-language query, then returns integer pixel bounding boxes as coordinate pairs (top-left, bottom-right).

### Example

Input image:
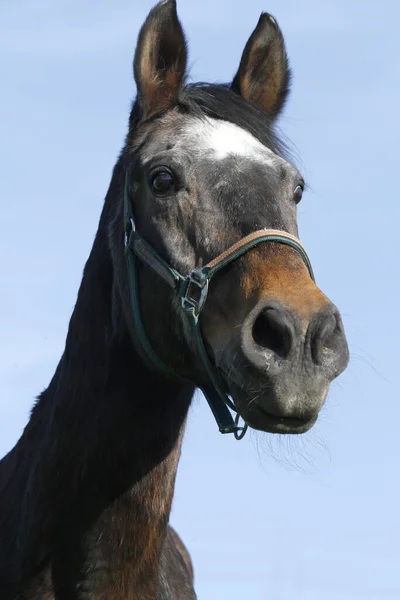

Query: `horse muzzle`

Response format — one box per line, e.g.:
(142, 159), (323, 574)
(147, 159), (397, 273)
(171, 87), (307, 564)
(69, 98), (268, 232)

(215, 299), (349, 434)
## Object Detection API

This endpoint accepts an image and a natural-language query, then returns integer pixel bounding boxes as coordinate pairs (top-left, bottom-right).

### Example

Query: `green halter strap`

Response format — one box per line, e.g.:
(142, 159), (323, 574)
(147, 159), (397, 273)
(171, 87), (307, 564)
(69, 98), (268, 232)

(123, 175), (315, 439)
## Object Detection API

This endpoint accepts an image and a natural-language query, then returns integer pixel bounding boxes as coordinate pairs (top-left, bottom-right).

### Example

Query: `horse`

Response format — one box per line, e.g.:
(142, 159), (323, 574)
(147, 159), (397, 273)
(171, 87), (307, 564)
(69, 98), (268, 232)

(0, 1), (349, 598)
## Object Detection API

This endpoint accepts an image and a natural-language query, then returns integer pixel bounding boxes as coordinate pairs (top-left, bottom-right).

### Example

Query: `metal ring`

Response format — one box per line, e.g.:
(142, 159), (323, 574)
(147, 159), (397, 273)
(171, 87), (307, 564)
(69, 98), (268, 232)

(234, 412), (248, 441)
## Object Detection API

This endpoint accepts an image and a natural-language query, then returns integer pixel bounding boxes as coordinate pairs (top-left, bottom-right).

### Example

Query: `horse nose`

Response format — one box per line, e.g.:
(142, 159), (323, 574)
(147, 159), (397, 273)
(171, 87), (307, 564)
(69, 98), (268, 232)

(308, 307), (348, 373)
(241, 300), (349, 379)
(250, 303), (296, 359)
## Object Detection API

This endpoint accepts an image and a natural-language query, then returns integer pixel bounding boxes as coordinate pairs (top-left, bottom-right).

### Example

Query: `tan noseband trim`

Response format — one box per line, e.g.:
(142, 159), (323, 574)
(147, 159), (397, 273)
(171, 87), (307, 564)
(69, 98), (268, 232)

(205, 229), (308, 270)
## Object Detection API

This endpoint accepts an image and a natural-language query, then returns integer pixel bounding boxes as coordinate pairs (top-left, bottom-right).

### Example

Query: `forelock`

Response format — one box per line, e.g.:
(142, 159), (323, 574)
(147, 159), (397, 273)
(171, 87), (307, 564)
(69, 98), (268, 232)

(128, 83), (291, 162)
(178, 83), (289, 159)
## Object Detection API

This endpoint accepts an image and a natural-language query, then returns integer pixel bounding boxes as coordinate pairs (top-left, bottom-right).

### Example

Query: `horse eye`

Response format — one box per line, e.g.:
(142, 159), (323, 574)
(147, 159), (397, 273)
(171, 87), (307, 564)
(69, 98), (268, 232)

(151, 171), (175, 196)
(293, 184), (303, 204)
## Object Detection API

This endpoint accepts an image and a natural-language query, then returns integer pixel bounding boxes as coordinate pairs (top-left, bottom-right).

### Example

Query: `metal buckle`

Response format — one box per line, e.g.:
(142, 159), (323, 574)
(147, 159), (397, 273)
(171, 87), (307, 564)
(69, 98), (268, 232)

(181, 271), (209, 316)
(124, 218), (136, 247)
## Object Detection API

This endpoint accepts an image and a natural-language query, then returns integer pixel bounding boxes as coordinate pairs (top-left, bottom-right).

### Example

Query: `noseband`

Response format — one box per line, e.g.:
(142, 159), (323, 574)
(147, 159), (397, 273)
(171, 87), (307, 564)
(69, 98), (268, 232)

(124, 174), (315, 439)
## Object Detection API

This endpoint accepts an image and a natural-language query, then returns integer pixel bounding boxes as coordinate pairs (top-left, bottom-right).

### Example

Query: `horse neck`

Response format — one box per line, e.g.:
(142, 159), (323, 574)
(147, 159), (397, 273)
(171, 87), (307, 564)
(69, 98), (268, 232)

(0, 196), (194, 596)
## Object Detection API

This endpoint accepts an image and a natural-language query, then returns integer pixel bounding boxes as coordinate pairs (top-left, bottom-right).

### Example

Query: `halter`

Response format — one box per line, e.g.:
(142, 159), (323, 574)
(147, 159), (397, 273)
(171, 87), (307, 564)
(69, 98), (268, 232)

(124, 174), (315, 440)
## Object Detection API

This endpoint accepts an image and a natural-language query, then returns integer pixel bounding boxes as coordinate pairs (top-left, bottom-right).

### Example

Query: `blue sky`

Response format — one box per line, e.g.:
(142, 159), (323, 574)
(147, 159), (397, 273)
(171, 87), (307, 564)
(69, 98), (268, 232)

(1, 0), (399, 598)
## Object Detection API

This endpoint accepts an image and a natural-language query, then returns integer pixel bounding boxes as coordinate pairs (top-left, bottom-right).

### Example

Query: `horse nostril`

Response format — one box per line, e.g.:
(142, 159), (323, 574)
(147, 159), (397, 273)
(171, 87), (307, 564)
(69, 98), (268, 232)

(252, 305), (295, 358)
(310, 309), (342, 365)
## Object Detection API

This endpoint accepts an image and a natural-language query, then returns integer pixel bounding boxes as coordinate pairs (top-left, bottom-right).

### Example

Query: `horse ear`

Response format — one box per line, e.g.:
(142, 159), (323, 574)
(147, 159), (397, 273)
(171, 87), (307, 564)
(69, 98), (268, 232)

(232, 13), (291, 119)
(134, 0), (188, 119)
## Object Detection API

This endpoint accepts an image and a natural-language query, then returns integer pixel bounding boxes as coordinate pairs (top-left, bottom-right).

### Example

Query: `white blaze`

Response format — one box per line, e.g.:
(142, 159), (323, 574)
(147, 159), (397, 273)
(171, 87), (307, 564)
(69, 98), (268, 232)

(181, 117), (278, 165)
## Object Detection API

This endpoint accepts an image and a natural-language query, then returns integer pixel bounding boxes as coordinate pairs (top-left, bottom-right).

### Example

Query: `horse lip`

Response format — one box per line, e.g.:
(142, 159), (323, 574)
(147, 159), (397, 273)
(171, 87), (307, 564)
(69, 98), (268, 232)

(253, 403), (316, 430)
(218, 370), (318, 434)
(244, 402), (317, 434)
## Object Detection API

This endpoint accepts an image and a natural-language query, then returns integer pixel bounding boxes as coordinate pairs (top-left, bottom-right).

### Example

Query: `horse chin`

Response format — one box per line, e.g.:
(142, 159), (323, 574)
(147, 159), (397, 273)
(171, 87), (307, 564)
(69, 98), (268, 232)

(242, 401), (318, 434)
(222, 375), (324, 435)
